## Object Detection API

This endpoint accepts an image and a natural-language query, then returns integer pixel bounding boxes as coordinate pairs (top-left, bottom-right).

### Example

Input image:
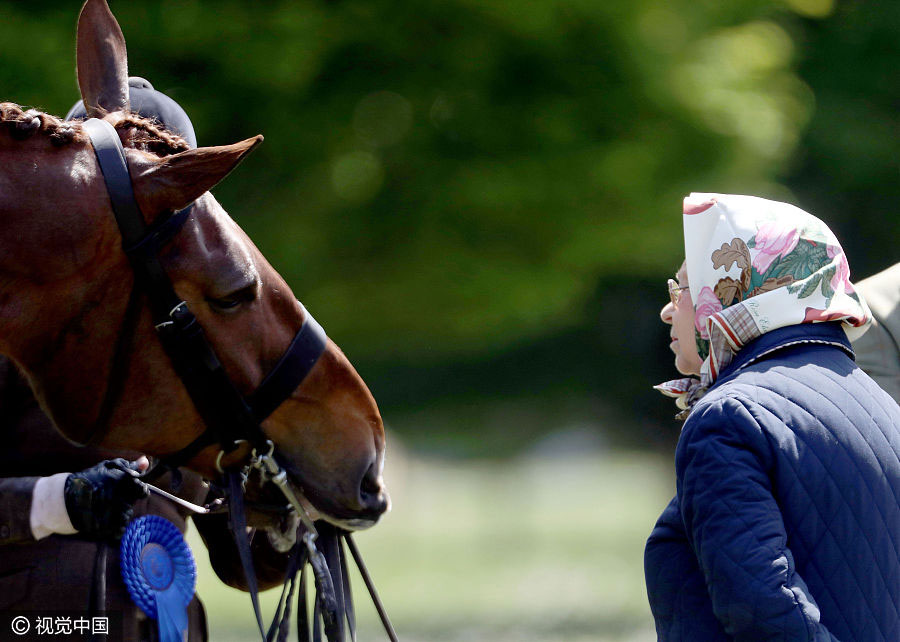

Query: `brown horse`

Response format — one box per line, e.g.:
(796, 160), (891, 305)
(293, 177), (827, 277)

(0, 0), (388, 530)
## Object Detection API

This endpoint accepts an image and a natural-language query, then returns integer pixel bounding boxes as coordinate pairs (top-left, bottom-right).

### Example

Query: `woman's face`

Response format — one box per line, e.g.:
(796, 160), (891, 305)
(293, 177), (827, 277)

(660, 262), (703, 376)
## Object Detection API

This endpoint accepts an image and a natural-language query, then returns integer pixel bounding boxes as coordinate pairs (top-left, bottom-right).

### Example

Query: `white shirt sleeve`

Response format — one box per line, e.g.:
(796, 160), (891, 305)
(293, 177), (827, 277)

(30, 473), (77, 540)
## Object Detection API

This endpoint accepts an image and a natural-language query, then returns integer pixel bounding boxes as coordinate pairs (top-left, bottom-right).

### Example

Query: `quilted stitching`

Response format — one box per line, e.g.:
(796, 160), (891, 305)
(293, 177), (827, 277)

(745, 370), (900, 639)
(645, 324), (900, 641)
(732, 385), (894, 638)
(678, 400), (822, 639)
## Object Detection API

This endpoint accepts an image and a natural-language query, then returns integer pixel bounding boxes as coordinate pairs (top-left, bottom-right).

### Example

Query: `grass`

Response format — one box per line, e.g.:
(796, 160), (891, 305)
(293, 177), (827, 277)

(186, 448), (674, 641)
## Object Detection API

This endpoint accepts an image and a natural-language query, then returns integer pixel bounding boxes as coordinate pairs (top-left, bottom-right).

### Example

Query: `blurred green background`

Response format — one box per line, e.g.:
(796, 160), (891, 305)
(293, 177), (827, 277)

(2, 0), (897, 639)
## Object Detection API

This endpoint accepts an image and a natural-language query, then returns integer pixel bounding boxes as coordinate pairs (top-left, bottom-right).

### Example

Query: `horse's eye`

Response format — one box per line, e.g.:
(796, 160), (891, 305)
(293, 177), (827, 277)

(207, 297), (242, 312)
(206, 283), (257, 313)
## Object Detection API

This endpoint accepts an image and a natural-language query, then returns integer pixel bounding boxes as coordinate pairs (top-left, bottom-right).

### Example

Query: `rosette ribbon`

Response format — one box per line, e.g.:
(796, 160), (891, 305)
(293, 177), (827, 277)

(121, 515), (197, 642)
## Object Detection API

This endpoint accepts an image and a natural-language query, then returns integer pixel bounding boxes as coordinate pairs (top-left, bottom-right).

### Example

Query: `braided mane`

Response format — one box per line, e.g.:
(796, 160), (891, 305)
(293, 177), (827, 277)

(0, 103), (84, 146)
(0, 102), (190, 155)
(111, 112), (191, 155)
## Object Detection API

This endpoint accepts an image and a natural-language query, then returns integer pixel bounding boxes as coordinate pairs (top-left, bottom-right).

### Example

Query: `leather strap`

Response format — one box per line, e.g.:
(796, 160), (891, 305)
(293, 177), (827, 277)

(338, 539), (356, 642)
(317, 524), (346, 642)
(344, 534), (398, 642)
(82, 117), (396, 642)
(82, 118), (328, 466)
(298, 565), (310, 642)
(247, 311), (327, 422)
(88, 544), (109, 642)
(228, 471), (267, 639)
(271, 545), (306, 642)
(81, 119), (146, 243)
(227, 470), (348, 642)
(81, 118), (186, 320)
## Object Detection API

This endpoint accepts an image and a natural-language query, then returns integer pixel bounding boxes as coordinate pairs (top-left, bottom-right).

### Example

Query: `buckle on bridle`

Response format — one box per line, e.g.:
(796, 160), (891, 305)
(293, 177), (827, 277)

(153, 300), (190, 332)
(214, 439), (249, 475)
(217, 439), (397, 642)
(248, 439), (320, 541)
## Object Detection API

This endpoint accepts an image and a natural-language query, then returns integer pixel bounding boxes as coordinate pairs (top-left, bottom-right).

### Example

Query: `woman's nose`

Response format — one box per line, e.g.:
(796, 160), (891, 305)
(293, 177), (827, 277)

(660, 301), (674, 324)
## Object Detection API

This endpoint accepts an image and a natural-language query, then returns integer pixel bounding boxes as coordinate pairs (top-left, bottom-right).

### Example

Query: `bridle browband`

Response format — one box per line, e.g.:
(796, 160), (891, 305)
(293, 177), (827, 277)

(81, 117), (327, 468)
(81, 118), (398, 642)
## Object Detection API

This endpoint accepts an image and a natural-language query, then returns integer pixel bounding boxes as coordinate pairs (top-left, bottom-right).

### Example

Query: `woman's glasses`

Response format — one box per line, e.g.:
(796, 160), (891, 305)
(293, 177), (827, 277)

(667, 279), (690, 306)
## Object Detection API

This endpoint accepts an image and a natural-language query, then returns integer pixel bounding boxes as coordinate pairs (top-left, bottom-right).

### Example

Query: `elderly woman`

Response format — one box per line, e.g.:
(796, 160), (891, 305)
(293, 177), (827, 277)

(645, 194), (900, 641)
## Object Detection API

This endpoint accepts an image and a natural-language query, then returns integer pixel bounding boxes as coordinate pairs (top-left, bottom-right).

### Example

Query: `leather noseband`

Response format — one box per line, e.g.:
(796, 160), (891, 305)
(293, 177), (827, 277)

(82, 117), (327, 471)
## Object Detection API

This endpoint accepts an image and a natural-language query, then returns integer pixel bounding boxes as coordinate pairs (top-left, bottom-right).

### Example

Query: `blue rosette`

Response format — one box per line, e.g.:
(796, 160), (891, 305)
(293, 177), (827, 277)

(121, 515), (196, 642)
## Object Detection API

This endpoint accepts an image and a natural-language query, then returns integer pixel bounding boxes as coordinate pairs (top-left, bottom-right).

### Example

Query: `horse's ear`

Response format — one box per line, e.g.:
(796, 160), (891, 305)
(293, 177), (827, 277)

(76, 0), (129, 117)
(131, 136), (264, 215)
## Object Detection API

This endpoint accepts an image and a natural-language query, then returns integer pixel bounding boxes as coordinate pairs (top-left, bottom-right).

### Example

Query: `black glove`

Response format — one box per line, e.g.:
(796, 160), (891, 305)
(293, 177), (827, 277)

(64, 458), (149, 541)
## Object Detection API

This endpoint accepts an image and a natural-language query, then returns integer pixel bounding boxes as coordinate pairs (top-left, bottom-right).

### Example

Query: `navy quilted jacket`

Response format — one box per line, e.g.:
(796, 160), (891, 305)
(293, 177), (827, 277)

(645, 322), (900, 641)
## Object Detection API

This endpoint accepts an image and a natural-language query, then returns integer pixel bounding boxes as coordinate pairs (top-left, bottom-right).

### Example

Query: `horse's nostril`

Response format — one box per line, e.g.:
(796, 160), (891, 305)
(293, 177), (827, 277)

(360, 461), (382, 496)
(358, 460), (388, 515)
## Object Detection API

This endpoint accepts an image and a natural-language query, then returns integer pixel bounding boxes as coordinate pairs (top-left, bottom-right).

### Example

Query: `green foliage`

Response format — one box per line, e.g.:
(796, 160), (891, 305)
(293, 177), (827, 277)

(0, 0), (813, 356)
(1, 0), (895, 449)
(786, 0), (900, 281)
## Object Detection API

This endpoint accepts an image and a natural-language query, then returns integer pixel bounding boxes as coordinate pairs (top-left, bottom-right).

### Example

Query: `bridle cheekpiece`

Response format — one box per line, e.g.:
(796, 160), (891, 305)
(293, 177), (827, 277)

(81, 117), (398, 642)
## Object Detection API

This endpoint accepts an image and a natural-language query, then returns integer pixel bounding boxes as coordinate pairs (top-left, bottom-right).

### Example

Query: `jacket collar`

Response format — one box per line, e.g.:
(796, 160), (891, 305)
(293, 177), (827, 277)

(715, 321), (854, 384)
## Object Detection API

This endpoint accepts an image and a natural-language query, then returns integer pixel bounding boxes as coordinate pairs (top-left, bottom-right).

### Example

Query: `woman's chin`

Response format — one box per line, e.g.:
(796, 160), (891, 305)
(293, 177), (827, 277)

(674, 357), (697, 377)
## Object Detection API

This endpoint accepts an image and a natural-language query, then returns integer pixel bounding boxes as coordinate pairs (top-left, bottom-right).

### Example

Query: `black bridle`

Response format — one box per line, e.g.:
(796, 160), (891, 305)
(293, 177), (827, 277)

(82, 117), (397, 642)
(81, 117), (327, 466)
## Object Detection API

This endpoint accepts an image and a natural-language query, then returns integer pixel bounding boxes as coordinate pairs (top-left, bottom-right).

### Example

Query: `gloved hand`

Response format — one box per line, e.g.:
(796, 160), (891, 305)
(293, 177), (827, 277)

(64, 458), (149, 541)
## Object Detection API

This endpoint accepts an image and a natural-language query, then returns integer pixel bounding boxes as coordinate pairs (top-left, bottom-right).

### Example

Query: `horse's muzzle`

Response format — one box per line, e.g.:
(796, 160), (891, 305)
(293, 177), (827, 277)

(282, 458), (390, 531)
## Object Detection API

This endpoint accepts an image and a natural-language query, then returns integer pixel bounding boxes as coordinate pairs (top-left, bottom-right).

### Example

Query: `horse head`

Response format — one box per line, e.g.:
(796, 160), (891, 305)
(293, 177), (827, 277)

(0, 0), (388, 530)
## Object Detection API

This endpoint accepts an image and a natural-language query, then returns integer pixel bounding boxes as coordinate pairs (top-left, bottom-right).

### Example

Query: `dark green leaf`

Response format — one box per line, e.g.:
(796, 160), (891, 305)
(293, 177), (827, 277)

(819, 265), (836, 300)
(788, 273), (823, 299)
(771, 241), (829, 281)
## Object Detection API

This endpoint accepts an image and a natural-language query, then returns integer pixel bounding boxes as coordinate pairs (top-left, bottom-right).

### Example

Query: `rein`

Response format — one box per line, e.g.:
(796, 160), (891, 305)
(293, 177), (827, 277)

(82, 117), (396, 642)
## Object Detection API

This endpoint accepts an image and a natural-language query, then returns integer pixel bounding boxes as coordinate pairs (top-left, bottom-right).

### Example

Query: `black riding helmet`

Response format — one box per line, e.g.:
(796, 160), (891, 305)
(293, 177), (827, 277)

(66, 76), (197, 149)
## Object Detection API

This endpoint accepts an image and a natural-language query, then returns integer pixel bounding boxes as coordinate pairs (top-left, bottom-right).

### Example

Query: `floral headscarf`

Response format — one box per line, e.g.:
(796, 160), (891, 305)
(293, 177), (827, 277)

(656, 193), (871, 415)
